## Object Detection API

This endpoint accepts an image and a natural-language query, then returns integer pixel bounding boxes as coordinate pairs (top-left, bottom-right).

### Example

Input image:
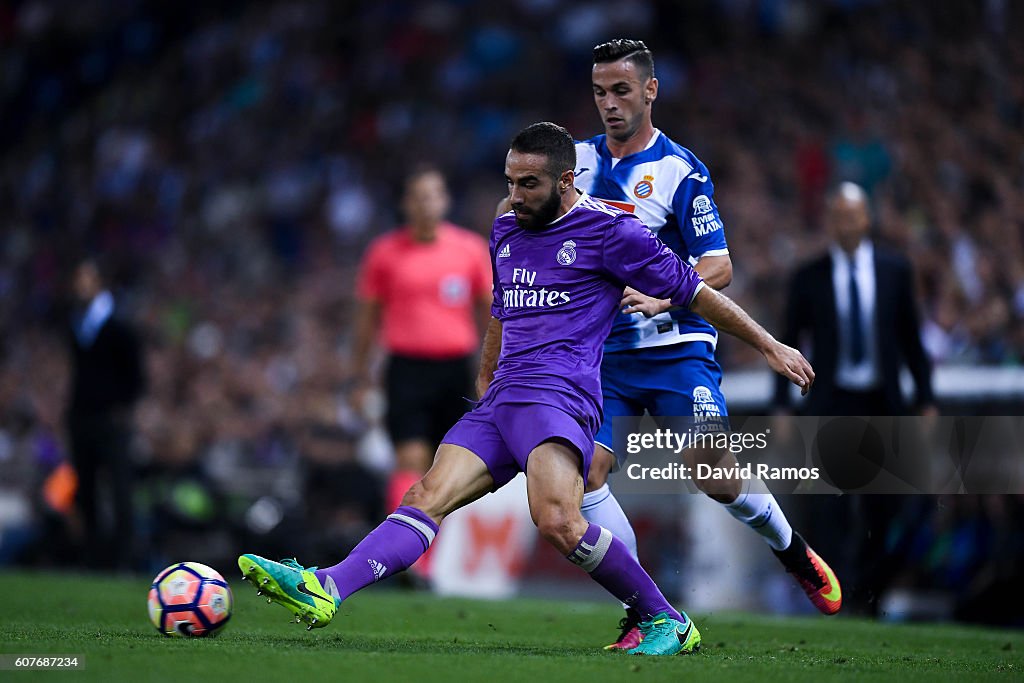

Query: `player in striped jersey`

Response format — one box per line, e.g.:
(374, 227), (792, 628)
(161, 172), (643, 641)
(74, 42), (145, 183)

(577, 40), (841, 650)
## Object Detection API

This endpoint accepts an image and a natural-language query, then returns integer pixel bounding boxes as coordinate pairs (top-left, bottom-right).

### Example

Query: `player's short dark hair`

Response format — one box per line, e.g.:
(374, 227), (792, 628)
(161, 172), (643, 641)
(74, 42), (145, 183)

(510, 122), (576, 180)
(593, 38), (655, 81)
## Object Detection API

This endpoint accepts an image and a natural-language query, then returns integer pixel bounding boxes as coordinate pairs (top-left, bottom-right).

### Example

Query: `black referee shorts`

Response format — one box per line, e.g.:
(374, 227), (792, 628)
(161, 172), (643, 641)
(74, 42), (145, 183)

(384, 354), (475, 447)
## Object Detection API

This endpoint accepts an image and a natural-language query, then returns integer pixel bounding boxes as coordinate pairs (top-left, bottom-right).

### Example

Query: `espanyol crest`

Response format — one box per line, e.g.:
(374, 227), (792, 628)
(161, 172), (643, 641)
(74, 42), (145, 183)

(692, 385), (714, 404)
(556, 240), (577, 265)
(692, 194), (713, 215)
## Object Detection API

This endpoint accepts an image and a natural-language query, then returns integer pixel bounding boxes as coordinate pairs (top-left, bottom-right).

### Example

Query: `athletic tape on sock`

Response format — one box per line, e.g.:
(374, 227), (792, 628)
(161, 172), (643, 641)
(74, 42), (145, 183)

(387, 512), (436, 545)
(569, 526), (613, 573)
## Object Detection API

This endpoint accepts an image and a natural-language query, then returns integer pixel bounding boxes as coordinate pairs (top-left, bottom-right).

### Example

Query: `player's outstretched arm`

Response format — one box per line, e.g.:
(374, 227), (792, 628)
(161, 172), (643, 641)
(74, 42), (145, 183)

(690, 286), (815, 395)
(621, 255), (732, 317)
(476, 317), (502, 399)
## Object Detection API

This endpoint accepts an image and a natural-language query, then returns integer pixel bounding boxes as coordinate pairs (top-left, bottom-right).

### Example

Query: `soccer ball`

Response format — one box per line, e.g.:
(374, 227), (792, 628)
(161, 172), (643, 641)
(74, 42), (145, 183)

(148, 562), (233, 637)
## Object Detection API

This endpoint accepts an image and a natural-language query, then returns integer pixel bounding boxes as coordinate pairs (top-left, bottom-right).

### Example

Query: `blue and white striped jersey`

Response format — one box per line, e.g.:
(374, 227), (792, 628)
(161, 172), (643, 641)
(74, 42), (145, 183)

(574, 130), (729, 352)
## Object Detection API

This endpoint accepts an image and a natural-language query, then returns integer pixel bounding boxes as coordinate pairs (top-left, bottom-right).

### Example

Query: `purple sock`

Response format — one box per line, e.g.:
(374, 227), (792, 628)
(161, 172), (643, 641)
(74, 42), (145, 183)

(567, 523), (684, 622)
(314, 505), (438, 602)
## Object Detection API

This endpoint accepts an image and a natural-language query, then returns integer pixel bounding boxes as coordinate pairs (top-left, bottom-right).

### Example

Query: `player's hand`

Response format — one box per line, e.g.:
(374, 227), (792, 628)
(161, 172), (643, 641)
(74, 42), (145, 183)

(620, 287), (672, 318)
(764, 342), (815, 396)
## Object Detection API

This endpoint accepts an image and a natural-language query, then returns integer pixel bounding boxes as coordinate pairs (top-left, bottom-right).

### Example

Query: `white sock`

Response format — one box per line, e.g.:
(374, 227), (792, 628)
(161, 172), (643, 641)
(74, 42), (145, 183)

(722, 480), (793, 551)
(581, 484), (638, 561)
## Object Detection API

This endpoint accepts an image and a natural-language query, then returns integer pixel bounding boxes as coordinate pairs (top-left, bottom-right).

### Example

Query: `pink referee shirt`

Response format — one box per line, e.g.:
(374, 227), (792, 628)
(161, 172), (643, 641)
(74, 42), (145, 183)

(357, 222), (491, 359)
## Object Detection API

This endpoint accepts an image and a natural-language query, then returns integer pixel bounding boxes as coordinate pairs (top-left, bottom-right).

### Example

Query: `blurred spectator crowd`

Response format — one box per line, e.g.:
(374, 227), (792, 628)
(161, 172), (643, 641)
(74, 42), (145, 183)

(0, 0), (1022, 613)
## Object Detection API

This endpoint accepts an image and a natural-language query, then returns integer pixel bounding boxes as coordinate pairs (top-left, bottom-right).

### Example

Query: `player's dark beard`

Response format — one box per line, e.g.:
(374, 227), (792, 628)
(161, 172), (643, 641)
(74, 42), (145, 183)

(513, 189), (562, 231)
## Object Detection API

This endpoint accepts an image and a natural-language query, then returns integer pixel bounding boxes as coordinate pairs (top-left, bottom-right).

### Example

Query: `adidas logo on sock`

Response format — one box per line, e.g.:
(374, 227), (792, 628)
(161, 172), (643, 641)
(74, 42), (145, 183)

(368, 559), (387, 581)
(498, 243), (511, 258)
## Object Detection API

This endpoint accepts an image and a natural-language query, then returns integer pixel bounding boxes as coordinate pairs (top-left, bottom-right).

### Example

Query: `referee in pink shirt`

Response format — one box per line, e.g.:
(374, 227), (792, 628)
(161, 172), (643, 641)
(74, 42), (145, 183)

(352, 166), (492, 519)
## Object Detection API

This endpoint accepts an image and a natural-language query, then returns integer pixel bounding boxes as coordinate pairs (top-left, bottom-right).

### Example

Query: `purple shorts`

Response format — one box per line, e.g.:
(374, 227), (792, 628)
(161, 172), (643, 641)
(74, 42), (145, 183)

(441, 387), (597, 489)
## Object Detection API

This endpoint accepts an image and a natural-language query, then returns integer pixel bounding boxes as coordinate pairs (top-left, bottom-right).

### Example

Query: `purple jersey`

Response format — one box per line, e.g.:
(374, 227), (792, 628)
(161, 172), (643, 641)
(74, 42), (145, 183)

(488, 191), (704, 420)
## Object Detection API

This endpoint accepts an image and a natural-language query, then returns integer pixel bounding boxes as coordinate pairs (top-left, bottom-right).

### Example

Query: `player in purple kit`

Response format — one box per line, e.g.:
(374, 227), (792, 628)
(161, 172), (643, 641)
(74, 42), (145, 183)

(238, 122), (814, 657)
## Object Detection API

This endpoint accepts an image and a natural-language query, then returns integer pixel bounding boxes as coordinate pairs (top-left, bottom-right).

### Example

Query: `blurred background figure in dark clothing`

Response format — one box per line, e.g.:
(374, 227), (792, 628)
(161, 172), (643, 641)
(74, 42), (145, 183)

(66, 259), (146, 571)
(774, 182), (935, 417)
(773, 183), (936, 615)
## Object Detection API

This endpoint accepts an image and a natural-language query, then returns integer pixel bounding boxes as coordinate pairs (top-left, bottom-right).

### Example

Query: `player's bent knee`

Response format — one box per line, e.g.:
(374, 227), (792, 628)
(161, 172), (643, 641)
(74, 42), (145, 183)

(685, 446), (741, 502)
(533, 505), (585, 555)
(399, 480), (444, 522)
(692, 474), (741, 503)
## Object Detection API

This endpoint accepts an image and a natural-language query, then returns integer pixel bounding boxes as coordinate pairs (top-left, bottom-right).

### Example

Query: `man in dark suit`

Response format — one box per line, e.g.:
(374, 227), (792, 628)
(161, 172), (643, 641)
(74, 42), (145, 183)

(66, 259), (146, 571)
(774, 182), (935, 416)
(773, 182), (936, 614)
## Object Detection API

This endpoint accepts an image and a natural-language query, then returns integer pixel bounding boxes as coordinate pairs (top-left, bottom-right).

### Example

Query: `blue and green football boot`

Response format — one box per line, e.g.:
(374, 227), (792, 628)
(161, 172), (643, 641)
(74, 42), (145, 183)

(627, 612), (701, 656)
(238, 554), (339, 629)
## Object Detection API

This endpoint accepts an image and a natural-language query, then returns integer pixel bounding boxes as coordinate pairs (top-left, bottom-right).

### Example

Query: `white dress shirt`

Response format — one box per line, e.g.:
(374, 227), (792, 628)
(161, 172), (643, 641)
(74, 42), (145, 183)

(830, 240), (880, 390)
(75, 290), (114, 347)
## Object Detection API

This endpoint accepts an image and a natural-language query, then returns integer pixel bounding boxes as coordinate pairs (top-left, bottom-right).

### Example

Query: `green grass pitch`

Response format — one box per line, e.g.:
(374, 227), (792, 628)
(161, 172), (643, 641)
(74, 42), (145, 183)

(0, 571), (1019, 682)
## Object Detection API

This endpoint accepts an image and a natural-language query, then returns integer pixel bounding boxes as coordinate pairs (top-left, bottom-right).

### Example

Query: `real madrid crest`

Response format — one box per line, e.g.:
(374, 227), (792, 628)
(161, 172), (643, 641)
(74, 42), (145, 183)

(556, 240), (577, 265)
(633, 175), (654, 199)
